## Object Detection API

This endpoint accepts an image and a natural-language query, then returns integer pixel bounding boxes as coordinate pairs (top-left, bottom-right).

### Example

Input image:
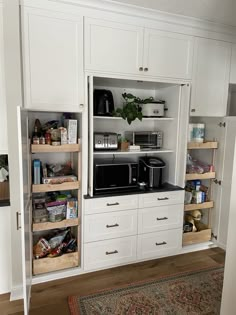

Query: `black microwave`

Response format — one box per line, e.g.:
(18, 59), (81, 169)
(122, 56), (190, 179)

(94, 160), (138, 194)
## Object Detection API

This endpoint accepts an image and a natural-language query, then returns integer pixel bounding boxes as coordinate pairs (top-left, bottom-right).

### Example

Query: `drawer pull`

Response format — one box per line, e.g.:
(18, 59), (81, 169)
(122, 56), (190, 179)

(106, 223), (119, 228)
(106, 202), (119, 206)
(156, 217), (168, 221)
(106, 250), (118, 255)
(155, 241), (167, 246)
(157, 197), (169, 201)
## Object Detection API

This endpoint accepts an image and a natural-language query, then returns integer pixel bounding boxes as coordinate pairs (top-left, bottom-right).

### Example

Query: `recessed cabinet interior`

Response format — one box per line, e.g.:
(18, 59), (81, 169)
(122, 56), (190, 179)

(85, 18), (194, 79)
(190, 37), (231, 117)
(21, 7), (84, 111)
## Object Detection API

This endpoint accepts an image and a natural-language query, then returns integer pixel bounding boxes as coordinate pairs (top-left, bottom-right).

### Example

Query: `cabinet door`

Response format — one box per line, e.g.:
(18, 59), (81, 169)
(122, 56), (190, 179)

(143, 28), (193, 79)
(230, 44), (236, 84)
(17, 107), (32, 315)
(84, 18), (143, 75)
(190, 37), (231, 117)
(21, 8), (84, 111)
(0, 6), (7, 153)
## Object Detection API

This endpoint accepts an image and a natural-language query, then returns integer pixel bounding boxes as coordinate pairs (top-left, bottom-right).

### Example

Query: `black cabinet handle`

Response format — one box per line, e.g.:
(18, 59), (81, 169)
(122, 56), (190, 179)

(106, 223), (119, 228)
(106, 250), (118, 255)
(156, 217), (168, 221)
(155, 241), (167, 246)
(144, 67), (148, 71)
(157, 197), (169, 201)
(106, 202), (119, 206)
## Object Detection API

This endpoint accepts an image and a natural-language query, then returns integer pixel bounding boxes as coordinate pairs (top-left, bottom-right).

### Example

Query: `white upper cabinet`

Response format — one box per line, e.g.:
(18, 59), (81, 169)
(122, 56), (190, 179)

(84, 18), (143, 76)
(84, 18), (194, 80)
(143, 28), (193, 79)
(230, 44), (236, 84)
(190, 37), (231, 117)
(21, 8), (84, 111)
(0, 5), (7, 153)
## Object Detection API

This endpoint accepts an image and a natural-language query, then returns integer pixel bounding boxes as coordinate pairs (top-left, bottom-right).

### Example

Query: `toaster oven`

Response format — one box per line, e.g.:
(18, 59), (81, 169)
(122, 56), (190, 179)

(125, 131), (163, 149)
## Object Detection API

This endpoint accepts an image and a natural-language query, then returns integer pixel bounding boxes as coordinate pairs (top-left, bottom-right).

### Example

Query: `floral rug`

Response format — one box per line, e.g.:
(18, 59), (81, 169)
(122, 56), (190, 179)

(68, 266), (224, 315)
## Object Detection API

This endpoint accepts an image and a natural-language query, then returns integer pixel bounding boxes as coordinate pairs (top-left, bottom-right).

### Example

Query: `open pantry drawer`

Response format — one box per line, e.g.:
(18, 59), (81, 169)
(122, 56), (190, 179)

(33, 252), (80, 275)
(182, 229), (211, 246)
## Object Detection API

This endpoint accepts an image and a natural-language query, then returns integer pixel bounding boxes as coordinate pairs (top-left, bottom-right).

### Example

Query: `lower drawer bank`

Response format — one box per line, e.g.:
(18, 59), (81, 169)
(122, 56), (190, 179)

(83, 189), (184, 271)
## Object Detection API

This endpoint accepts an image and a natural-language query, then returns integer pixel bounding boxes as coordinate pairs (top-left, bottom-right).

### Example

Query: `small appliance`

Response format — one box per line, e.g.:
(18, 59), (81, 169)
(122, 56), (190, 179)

(138, 156), (166, 188)
(94, 159), (138, 194)
(140, 101), (165, 117)
(125, 131), (163, 150)
(94, 132), (118, 150)
(94, 89), (114, 116)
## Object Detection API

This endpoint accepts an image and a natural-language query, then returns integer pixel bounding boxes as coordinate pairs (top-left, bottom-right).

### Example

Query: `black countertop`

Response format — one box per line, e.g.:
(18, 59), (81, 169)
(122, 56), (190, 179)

(84, 182), (183, 199)
(0, 199), (10, 207)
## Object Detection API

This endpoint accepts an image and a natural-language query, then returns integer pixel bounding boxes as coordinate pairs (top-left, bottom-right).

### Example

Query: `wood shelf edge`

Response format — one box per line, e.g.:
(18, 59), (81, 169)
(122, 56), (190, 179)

(187, 141), (218, 149)
(185, 172), (215, 180)
(184, 201), (214, 211)
(32, 181), (80, 193)
(33, 218), (80, 231)
(182, 228), (212, 246)
(31, 143), (80, 153)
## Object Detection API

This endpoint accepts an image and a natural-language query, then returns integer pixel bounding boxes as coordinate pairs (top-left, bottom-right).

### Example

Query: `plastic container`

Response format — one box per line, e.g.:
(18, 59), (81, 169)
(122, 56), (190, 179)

(192, 123), (205, 143)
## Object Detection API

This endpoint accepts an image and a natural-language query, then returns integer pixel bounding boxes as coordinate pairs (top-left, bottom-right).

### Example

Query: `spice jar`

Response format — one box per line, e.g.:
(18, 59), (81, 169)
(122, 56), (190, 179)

(45, 131), (51, 145)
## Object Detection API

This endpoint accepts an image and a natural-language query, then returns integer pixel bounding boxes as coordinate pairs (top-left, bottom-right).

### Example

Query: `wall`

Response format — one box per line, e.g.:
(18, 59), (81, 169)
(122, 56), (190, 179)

(108, 0), (236, 27)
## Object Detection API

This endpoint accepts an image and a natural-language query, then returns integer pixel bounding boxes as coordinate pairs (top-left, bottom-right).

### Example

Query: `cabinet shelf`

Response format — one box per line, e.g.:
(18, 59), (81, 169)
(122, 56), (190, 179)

(184, 201), (214, 211)
(185, 172), (215, 180)
(32, 181), (80, 193)
(187, 141), (218, 150)
(182, 229), (212, 246)
(94, 116), (174, 121)
(33, 218), (79, 232)
(94, 149), (174, 155)
(33, 252), (79, 275)
(31, 143), (80, 153)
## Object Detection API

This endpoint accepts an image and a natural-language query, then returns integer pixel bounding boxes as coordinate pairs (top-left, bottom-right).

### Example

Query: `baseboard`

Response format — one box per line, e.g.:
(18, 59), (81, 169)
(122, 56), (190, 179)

(10, 284), (23, 301)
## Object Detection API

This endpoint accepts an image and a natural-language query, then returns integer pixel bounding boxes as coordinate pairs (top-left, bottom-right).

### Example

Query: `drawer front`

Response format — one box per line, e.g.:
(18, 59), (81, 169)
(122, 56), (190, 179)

(84, 209), (138, 242)
(138, 204), (183, 234)
(139, 191), (184, 208)
(84, 195), (138, 214)
(137, 229), (182, 260)
(84, 236), (137, 270)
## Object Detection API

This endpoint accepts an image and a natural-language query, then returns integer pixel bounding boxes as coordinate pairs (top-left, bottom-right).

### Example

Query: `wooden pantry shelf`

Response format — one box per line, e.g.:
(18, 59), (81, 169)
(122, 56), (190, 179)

(185, 172), (215, 181)
(182, 228), (211, 246)
(33, 218), (79, 232)
(32, 181), (80, 193)
(187, 141), (218, 150)
(33, 252), (79, 275)
(31, 143), (80, 153)
(184, 201), (214, 211)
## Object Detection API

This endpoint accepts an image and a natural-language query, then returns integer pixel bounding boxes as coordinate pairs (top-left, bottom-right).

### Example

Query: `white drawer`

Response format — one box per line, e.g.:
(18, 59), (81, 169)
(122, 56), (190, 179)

(84, 209), (138, 242)
(137, 229), (182, 260)
(84, 236), (137, 270)
(138, 204), (183, 234)
(138, 190), (184, 208)
(84, 195), (139, 214)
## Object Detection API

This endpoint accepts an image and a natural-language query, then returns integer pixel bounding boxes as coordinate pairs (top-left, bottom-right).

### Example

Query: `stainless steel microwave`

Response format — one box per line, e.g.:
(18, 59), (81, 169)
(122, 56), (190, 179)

(94, 160), (138, 194)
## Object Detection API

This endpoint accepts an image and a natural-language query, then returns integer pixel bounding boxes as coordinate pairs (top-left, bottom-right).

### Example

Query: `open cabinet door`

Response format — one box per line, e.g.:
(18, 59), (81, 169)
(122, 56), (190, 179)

(17, 106), (32, 314)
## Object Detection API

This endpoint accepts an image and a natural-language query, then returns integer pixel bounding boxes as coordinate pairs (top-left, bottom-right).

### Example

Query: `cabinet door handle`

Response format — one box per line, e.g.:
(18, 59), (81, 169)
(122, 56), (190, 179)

(157, 197), (169, 201)
(139, 67), (143, 71)
(106, 202), (119, 206)
(16, 212), (21, 230)
(106, 223), (119, 228)
(144, 67), (148, 72)
(191, 109), (196, 112)
(155, 241), (167, 246)
(106, 250), (118, 255)
(156, 217), (168, 221)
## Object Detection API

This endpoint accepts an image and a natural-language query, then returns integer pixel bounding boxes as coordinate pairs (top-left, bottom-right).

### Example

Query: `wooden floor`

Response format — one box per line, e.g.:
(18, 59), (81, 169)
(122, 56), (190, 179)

(1, 247), (225, 315)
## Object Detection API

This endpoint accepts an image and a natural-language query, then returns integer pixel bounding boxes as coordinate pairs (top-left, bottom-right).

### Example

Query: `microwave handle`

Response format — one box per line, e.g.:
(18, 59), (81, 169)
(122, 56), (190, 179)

(128, 164), (132, 184)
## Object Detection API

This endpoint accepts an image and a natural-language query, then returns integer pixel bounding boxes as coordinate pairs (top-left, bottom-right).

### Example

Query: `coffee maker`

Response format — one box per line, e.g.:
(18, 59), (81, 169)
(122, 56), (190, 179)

(139, 157), (166, 188)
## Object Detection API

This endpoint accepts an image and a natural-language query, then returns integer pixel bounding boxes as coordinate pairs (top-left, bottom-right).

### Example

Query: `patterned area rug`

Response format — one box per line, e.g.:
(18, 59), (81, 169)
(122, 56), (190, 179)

(68, 266), (224, 315)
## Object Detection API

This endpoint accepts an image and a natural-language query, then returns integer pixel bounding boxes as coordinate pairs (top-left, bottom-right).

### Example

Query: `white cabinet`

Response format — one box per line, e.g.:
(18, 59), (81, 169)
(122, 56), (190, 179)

(143, 28), (193, 79)
(190, 37), (231, 117)
(85, 18), (193, 80)
(0, 5), (7, 153)
(230, 44), (236, 84)
(139, 191), (184, 209)
(21, 7), (84, 111)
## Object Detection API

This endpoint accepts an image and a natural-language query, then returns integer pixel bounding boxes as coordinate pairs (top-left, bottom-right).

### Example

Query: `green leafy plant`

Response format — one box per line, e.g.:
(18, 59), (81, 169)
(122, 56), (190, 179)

(113, 93), (154, 125)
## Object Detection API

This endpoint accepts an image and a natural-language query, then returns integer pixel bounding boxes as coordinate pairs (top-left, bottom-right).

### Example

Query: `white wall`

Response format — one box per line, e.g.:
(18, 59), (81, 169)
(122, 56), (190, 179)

(109, 0), (236, 27)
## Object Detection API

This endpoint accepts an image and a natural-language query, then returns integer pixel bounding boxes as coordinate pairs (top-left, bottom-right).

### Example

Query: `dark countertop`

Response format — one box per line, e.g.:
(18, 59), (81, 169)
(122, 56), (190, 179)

(0, 199), (10, 207)
(84, 182), (184, 199)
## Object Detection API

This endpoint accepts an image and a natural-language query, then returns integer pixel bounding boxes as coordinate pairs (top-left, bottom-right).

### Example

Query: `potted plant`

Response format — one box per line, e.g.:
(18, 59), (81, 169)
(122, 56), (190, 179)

(118, 135), (129, 151)
(113, 93), (154, 125)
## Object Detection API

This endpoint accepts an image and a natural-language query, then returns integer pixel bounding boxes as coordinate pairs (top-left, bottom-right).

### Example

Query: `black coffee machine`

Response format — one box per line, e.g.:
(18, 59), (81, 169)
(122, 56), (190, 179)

(139, 157), (166, 188)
